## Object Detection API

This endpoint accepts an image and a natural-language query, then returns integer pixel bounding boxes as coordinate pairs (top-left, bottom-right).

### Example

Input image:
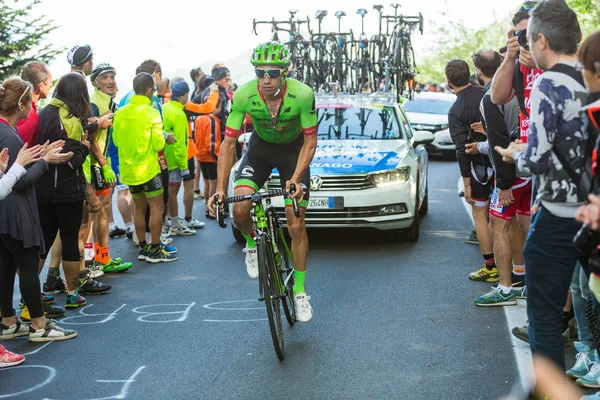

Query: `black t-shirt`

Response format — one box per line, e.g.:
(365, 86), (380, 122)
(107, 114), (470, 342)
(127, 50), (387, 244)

(448, 85), (489, 178)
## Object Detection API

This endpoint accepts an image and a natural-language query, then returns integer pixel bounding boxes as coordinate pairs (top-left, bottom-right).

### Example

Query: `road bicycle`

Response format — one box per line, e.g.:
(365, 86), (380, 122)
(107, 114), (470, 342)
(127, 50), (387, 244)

(214, 184), (301, 361)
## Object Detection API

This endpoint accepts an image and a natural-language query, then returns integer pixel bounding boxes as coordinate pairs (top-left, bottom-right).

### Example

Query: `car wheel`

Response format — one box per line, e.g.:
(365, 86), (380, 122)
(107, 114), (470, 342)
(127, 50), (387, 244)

(404, 182), (420, 241)
(231, 224), (245, 243)
(419, 177), (429, 216)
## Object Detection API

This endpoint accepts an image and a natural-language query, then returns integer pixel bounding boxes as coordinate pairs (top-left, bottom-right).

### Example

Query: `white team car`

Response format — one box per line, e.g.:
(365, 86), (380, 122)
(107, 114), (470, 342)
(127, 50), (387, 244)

(229, 93), (434, 241)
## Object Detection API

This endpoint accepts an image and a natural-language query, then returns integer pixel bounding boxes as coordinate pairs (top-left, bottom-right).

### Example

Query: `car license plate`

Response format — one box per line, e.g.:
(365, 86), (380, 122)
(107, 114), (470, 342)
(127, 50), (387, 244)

(309, 197), (334, 209)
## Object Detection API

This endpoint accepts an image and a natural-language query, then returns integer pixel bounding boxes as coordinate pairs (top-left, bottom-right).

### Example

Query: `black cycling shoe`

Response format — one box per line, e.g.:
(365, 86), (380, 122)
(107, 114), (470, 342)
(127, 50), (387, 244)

(109, 226), (127, 238)
(126, 229), (133, 239)
(43, 272), (67, 294)
(80, 278), (111, 295)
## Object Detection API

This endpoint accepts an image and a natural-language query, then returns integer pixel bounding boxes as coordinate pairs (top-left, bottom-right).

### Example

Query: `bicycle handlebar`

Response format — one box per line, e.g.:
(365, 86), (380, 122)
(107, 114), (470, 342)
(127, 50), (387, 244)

(214, 189), (301, 229)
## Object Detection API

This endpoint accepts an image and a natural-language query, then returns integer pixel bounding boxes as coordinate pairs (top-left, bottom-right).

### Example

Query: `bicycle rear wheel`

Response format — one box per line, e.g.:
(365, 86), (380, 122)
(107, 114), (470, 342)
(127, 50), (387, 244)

(275, 227), (296, 326)
(258, 235), (285, 361)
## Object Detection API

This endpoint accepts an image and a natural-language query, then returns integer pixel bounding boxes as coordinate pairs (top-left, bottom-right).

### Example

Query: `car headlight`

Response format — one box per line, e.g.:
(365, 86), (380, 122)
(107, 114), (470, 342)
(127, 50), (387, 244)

(436, 124), (448, 131)
(368, 167), (411, 187)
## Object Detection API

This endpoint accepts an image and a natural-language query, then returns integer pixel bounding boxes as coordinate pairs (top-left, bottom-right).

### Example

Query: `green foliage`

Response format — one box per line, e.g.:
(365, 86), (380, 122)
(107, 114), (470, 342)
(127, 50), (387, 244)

(0, 0), (64, 81)
(416, 1), (600, 84)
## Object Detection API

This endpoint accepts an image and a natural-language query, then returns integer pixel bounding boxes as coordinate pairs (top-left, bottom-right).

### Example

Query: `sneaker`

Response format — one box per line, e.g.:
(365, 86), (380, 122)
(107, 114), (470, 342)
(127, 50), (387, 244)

(29, 319), (77, 342)
(126, 228), (133, 239)
(578, 360), (600, 388)
(464, 230), (478, 245)
(0, 318), (29, 340)
(0, 345), (25, 367)
(88, 262), (105, 279)
(469, 264), (499, 282)
(161, 225), (172, 238)
(161, 235), (173, 245)
(567, 342), (595, 379)
(170, 224), (196, 236)
(491, 283), (527, 299)
(511, 322), (571, 345)
(132, 231), (139, 246)
(161, 242), (177, 254)
(184, 218), (205, 230)
(109, 226), (127, 238)
(294, 293), (313, 322)
(80, 277), (111, 295)
(474, 288), (517, 307)
(100, 258), (133, 273)
(20, 303), (65, 321)
(43, 272), (67, 294)
(194, 190), (203, 200)
(65, 291), (86, 309)
(244, 246), (258, 279)
(138, 243), (151, 261)
(146, 245), (178, 263)
(20, 293), (54, 308)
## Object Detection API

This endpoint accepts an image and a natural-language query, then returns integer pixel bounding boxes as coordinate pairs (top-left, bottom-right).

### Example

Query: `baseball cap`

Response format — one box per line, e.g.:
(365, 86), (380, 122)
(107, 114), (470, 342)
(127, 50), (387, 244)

(67, 45), (94, 66)
(170, 81), (190, 99)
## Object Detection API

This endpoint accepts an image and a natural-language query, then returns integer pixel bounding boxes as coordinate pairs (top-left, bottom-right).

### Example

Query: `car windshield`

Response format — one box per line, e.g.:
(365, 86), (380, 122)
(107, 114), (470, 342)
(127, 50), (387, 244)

(316, 106), (403, 140)
(403, 98), (453, 115)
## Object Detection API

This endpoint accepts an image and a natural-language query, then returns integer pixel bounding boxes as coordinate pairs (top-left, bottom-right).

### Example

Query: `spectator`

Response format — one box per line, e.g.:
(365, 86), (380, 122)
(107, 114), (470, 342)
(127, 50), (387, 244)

(18, 62), (53, 146)
(495, 0), (587, 371)
(190, 67), (205, 98)
(0, 77), (77, 342)
(445, 58), (496, 282)
(467, 49), (526, 306)
(36, 72), (101, 309)
(113, 72), (176, 263)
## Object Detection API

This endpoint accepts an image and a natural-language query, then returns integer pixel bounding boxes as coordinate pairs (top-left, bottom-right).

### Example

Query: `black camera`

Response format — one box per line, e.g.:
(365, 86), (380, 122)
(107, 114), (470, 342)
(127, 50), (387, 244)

(509, 128), (520, 142)
(514, 29), (529, 51)
(573, 224), (600, 253)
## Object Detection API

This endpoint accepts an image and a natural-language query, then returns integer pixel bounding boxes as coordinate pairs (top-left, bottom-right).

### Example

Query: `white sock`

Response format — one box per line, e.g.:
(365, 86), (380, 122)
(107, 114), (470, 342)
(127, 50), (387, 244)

(125, 222), (133, 231)
(512, 264), (526, 276)
(498, 285), (512, 295)
(109, 222), (116, 230)
(67, 290), (77, 297)
(145, 233), (151, 243)
(172, 217), (182, 228)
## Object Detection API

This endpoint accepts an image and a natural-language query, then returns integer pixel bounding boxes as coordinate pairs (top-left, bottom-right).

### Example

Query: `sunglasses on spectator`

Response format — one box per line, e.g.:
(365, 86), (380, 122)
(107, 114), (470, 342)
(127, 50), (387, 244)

(520, 1), (537, 11)
(18, 85), (31, 106)
(255, 68), (283, 79)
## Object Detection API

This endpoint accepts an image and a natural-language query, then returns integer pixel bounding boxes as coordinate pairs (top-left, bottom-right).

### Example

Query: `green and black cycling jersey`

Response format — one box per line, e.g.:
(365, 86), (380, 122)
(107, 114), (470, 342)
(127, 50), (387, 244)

(225, 78), (317, 144)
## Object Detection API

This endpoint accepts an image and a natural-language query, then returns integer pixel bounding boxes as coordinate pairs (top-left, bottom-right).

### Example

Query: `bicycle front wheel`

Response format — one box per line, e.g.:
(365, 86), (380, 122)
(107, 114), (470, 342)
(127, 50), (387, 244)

(275, 228), (296, 326)
(258, 235), (285, 361)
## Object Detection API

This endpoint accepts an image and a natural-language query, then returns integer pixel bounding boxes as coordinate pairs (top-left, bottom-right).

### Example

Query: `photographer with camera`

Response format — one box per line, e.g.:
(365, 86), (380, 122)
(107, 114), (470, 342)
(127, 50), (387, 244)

(445, 59), (496, 282)
(495, 0), (588, 371)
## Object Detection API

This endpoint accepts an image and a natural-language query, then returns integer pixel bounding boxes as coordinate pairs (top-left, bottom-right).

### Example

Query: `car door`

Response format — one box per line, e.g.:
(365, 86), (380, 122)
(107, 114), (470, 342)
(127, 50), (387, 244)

(397, 105), (427, 207)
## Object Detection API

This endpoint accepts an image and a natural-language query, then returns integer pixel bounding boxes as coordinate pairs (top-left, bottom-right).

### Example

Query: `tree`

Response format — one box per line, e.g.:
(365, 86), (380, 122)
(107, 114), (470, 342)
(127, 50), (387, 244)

(415, 15), (510, 84)
(0, 0), (63, 81)
(415, 1), (600, 84)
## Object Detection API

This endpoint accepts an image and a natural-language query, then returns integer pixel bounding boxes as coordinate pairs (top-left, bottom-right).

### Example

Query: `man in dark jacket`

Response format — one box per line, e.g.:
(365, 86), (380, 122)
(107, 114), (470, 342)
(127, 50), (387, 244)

(445, 58), (496, 283)
(466, 50), (526, 307)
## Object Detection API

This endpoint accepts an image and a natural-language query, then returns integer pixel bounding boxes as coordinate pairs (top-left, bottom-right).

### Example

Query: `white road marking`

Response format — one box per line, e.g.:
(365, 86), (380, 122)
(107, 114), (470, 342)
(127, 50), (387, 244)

(457, 177), (533, 388)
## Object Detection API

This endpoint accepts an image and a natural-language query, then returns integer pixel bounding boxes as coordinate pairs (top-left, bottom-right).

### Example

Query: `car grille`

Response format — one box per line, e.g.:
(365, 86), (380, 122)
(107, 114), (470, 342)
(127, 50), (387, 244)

(269, 174), (375, 191)
(274, 204), (408, 225)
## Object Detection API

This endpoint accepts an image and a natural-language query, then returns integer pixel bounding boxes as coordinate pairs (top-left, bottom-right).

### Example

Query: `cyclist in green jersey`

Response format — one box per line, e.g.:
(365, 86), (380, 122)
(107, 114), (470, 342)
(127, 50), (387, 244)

(208, 41), (317, 322)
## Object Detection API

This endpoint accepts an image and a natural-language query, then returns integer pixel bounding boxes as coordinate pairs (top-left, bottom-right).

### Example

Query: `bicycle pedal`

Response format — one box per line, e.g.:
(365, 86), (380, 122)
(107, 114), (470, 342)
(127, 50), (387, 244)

(258, 297), (265, 302)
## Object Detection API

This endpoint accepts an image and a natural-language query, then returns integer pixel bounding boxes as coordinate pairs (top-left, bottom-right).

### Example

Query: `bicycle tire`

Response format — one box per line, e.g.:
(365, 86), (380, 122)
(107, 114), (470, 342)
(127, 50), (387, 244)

(275, 227), (296, 326)
(258, 235), (285, 361)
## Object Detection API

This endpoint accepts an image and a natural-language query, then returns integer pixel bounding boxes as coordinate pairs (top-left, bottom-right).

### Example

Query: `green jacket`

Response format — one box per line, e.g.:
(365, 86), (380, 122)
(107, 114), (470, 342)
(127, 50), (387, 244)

(162, 100), (189, 171)
(90, 89), (114, 167)
(112, 95), (165, 186)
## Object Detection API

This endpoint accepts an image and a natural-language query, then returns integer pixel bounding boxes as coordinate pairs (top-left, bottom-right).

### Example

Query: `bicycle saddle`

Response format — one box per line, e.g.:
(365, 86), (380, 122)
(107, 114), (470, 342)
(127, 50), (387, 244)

(356, 8), (368, 17)
(390, 3), (401, 9)
(315, 10), (328, 19)
(289, 9), (299, 16)
(373, 5), (384, 12)
(335, 11), (346, 18)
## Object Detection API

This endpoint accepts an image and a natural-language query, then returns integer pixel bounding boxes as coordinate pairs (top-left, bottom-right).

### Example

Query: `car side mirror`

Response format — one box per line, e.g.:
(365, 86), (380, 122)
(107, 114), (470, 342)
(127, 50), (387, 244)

(413, 130), (435, 147)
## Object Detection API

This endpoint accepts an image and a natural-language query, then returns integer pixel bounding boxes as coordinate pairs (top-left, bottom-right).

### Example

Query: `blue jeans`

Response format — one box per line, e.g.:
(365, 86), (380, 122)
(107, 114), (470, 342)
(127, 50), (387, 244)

(571, 264), (593, 347)
(525, 206), (584, 370)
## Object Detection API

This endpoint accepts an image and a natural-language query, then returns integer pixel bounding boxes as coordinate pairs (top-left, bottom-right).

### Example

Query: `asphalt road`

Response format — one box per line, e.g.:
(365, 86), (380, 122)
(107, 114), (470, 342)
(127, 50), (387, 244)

(0, 159), (555, 400)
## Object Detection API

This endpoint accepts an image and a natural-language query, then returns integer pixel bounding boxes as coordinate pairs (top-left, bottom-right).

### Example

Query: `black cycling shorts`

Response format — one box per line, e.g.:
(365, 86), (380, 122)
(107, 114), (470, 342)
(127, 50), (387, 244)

(470, 164), (494, 204)
(234, 133), (310, 206)
(200, 162), (217, 180)
(129, 174), (164, 199)
(183, 158), (195, 182)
